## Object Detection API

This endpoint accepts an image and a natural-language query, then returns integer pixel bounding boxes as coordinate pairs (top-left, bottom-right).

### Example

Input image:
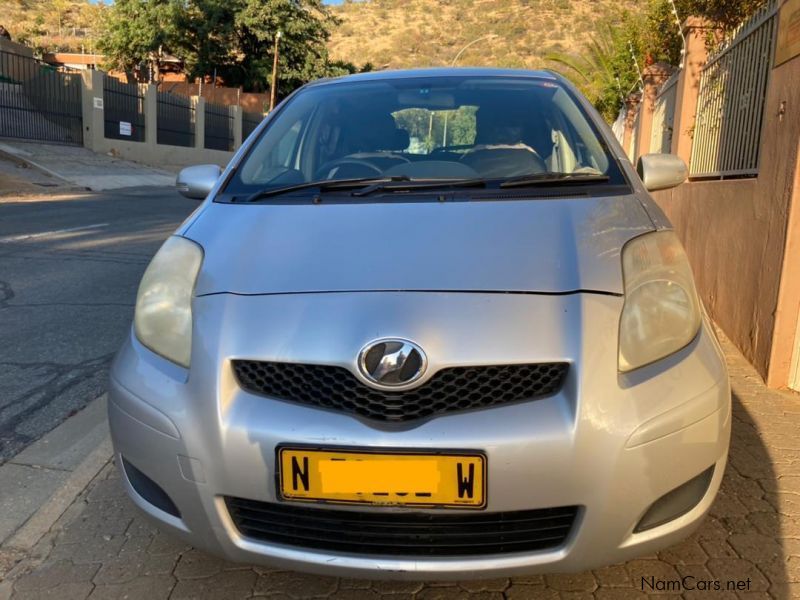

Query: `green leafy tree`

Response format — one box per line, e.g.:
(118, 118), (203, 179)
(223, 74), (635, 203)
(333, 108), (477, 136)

(232, 0), (340, 94)
(97, 0), (177, 82)
(99, 0), (363, 95)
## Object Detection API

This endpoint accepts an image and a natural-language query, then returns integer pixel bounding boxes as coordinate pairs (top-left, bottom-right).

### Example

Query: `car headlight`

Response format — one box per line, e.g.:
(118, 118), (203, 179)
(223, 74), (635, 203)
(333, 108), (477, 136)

(134, 236), (203, 368)
(618, 231), (701, 372)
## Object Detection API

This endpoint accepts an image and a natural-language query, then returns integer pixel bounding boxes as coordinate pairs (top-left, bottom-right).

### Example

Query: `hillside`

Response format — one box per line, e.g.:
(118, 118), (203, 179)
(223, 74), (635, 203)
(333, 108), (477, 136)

(3, 0), (103, 54)
(328, 0), (635, 71)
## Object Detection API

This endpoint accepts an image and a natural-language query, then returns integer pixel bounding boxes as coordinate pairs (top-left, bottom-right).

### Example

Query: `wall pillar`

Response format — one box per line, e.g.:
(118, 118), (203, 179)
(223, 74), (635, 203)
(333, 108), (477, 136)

(622, 93), (641, 161)
(634, 62), (674, 159)
(80, 69), (105, 153)
(144, 84), (158, 145)
(194, 97), (205, 150)
(232, 105), (243, 149)
(670, 17), (715, 164)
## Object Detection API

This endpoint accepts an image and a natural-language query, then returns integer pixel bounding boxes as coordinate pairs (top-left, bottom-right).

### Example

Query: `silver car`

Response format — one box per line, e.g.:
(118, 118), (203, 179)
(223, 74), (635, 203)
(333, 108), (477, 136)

(109, 68), (731, 580)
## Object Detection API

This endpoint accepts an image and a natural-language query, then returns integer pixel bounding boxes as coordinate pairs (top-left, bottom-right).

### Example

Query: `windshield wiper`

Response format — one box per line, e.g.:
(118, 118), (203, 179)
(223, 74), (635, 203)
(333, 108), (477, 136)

(244, 176), (412, 202)
(499, 172), (609, 189)
(350, 177), (487, 197)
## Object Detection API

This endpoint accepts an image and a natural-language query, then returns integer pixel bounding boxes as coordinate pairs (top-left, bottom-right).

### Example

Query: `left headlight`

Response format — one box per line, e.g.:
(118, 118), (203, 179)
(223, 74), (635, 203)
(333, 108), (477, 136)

(134, 236), (203, 368)
(618, 230), (701, 372)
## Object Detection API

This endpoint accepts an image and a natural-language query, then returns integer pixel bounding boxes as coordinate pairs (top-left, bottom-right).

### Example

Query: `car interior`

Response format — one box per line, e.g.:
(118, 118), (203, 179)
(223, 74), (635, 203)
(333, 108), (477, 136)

(236, 77), (611, 190)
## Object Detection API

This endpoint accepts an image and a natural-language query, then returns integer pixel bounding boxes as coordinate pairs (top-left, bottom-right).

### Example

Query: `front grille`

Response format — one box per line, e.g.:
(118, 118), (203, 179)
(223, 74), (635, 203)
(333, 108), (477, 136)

(226, 498), (578, 556)
(232, 361), (568, 422)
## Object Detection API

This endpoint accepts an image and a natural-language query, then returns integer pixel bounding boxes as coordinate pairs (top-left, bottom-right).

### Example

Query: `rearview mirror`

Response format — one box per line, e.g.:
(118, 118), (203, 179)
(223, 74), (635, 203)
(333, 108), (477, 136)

(636, 154), (688, 192)
(176, 164), (222, 199)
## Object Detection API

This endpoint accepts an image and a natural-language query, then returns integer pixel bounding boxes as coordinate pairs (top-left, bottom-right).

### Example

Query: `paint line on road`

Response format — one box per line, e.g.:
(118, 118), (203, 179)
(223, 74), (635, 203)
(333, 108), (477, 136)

(0, 223), (110, 244)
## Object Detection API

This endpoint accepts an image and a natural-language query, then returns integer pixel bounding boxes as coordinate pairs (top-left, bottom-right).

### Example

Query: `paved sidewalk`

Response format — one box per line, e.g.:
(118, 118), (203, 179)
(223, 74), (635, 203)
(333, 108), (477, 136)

(1, 333), (798, 599)
(0, 141), (175, 191)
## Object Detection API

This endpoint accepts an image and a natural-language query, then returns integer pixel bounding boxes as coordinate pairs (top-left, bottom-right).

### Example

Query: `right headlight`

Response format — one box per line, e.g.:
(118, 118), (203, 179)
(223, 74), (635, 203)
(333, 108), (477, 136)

(134, 235), (203, 368)
(618, 231), (701, 372)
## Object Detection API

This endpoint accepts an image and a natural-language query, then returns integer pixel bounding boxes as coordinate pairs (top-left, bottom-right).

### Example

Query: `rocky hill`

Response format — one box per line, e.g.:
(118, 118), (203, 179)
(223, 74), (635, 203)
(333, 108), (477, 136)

(328, 0), (634, 70)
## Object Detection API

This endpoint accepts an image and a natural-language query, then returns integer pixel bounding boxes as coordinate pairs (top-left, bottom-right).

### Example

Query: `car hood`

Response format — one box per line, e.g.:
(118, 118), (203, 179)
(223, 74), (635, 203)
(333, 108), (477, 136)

(186, 194), (654, 296)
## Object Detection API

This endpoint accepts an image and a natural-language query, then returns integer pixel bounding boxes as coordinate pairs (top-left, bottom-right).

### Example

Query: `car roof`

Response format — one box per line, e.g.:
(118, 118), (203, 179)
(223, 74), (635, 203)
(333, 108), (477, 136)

(305, 67), (560, 88)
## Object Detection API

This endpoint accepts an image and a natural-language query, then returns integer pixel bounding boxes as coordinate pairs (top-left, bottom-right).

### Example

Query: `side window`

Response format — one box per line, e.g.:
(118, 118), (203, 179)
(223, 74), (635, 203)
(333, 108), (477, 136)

(271, 120), (303, 168)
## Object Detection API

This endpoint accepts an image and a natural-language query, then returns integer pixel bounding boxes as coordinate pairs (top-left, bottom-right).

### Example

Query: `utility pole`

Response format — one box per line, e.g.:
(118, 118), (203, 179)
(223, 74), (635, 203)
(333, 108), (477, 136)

(269, 30), (282, 112)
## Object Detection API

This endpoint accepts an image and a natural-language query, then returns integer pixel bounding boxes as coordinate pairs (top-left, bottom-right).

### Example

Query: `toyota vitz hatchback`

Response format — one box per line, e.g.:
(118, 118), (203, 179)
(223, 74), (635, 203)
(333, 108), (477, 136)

(109, 68), (731, 579)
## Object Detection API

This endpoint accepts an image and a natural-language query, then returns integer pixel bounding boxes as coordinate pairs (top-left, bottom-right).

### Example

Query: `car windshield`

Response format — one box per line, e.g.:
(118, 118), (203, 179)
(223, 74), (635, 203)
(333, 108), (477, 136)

(224, 74), (626, 198)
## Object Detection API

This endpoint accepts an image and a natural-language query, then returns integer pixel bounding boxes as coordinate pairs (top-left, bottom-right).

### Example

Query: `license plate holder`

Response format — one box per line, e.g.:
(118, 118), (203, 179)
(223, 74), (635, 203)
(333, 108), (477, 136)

(277, 446), (486, 509)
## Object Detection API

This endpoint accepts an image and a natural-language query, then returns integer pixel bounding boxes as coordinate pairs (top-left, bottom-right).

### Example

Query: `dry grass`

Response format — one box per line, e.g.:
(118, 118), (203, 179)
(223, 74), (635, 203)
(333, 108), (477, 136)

(329, 0), (635, 71)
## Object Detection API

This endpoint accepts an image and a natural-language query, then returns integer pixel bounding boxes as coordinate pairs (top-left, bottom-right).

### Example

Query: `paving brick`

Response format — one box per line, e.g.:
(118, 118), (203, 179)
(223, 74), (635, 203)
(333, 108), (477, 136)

(338, 578), (372, 590)
(698, 539), (739, 559)
(254, 570), (338, 598)
(416, 587), (502, 600)
(171, 569), (257, 599)
(370, 580), (424, 594)
(173, 549), (225, 580)
(148, 530), (192, 556)
(93, 553), (178, 585)
(328, 589), (383, 600)
(705, 558), (770, 592)
(727, 532), (781, 563)
(88, 574), (176, 599)
(768, 581), (800, 599)
(592, 564), (630, 587)
(592, 590), (648, 599)
(47, 534), (126, 565)
(13, 560), (99, 592)
(505, 584), (558, 599)
(657, 537), (708, 566)
(543, 572), (598, 592)
(13, 581), (94, 599)
(457, 578), (509, 592)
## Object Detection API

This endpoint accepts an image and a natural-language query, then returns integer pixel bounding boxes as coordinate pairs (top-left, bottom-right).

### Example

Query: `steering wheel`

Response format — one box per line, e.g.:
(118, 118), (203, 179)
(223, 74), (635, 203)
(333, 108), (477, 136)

(315, 158), (383, 180)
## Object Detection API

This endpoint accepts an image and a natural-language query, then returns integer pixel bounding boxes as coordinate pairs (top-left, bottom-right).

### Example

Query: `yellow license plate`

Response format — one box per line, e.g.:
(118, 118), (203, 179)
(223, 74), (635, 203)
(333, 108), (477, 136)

(278, 448), (486, 508)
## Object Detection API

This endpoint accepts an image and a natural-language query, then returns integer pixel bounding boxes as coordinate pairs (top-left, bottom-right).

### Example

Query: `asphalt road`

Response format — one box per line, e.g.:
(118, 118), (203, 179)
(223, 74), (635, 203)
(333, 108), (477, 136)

(0, 186), (197, 464)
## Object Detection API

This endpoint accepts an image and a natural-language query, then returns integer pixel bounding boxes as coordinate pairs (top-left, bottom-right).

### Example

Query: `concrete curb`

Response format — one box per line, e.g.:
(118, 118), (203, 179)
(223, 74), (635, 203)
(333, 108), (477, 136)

(0, 396), (112, 550)
(5, 437), (112, 552)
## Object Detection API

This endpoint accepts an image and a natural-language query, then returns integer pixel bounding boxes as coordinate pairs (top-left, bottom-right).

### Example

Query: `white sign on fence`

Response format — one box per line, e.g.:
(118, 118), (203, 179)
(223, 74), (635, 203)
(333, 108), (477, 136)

(93, 97), (103, 110)
(119, 121), (132, 136)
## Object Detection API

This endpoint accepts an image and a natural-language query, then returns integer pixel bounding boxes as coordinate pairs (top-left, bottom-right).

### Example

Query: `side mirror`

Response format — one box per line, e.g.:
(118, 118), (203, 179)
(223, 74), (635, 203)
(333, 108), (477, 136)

(176, 164), (222, 199)
(636, 153), (688, 192)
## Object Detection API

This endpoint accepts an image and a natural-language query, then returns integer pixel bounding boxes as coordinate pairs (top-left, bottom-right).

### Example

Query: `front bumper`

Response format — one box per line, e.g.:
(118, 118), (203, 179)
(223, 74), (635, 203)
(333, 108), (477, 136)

(108, 291), (731, 579)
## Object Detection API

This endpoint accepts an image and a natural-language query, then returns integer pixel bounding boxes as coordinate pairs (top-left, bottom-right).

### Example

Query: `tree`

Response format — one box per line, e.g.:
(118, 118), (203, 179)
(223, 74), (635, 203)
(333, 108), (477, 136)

(98, 0), (361, 96)
(232, 0), (341, 94)
(97, 0), (177, 83)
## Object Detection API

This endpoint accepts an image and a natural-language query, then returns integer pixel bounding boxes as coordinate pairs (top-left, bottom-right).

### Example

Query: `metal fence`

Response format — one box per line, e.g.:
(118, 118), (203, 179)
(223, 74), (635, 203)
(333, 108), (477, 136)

(690, 0), (779, 178)
(204, 101), (234, 151)
(103, 76), (145, 142)
(242, 111), (264, 141)
(0, 50), (83, 145)
(157, 90), (195, 147)
(650, 69), (680, 155)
